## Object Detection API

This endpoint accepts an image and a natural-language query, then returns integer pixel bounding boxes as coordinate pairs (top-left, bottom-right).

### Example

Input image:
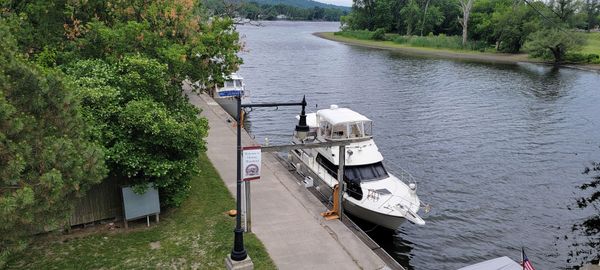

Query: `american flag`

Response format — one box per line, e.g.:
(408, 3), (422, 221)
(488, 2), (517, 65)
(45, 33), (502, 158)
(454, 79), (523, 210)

(521, 247), (536, 270)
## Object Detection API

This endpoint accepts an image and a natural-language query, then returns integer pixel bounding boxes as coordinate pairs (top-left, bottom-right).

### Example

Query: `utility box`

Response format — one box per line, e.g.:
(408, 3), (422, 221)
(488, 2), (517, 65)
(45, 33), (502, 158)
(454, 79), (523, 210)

(121, 186), (160, 228)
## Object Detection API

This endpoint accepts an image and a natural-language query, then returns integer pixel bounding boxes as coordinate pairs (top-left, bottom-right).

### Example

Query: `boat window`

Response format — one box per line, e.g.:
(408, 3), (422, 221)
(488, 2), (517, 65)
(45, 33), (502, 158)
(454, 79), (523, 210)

(363, 121), (372, 136)
(350, 122), (364, 138)
(320, 122), (331, 138)
(344, 162), (388, 182)
(315, 153), (363, 200)
(331, 124), (347, 139)
(234, 80), (242, 88)
(224, 80), (234, 88)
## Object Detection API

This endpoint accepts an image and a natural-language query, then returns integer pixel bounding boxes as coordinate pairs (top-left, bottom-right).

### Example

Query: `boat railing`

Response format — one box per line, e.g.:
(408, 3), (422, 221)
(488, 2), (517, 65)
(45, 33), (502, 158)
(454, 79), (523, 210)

(385, 165), (417, 186)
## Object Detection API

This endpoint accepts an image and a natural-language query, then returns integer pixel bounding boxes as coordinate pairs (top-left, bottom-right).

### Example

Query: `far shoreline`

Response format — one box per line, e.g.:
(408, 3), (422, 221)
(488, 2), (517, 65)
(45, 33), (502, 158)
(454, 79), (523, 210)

(314, 32), (600, 73)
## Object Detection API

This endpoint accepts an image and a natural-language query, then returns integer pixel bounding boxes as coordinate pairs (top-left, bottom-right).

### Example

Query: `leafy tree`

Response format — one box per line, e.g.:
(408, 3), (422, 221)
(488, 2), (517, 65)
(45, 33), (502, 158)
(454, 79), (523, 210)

(400, 0), (421, 35)
(0, 22), (106, 264)
(583, 0), (600, 31)
(548, 0), (579, 24)
(65, 56), (208, 207)
(420, 4), (444, 36)
(353, 0), (377, 30)
(490, 2), (541, 53)
(524, 28), (585, 62)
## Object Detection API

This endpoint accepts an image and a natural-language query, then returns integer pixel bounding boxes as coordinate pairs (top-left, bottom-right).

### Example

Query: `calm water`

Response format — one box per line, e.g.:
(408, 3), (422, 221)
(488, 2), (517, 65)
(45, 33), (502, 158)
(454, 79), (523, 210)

(236, 21), (600, 269)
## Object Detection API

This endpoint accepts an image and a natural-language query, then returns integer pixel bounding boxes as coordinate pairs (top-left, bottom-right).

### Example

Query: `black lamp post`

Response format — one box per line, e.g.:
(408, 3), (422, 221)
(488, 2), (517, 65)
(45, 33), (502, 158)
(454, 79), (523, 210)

(230, 95), (309, 262)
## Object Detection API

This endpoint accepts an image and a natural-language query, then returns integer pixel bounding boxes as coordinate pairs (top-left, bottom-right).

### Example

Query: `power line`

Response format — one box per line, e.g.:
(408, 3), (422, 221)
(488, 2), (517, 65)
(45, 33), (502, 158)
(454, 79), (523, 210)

(520, 0), (576, 37)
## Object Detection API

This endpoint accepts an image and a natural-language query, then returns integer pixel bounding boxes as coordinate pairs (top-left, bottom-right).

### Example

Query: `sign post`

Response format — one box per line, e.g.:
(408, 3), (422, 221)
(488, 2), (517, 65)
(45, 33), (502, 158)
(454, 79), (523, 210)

(242, 146), (261, 232)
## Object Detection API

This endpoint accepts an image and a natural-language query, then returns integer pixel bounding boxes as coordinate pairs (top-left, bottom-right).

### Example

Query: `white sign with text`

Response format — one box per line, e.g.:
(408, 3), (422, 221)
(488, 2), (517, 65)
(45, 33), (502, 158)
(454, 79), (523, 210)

(242, 146), (261, 181)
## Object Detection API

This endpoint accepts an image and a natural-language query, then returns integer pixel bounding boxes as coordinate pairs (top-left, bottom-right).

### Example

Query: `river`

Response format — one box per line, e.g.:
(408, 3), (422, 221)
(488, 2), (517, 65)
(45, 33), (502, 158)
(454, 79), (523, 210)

(236, 21), (600, 269)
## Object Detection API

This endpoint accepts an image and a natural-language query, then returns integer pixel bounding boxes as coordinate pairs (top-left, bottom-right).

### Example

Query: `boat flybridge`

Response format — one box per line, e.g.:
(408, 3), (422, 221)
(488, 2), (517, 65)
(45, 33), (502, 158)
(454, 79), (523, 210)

(291, 105), (425, 229)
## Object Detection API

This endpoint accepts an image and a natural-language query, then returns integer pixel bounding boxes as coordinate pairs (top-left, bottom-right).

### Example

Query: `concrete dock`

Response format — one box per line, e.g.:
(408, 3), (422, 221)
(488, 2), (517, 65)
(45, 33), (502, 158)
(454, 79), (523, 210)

(187, 91), (393, 270)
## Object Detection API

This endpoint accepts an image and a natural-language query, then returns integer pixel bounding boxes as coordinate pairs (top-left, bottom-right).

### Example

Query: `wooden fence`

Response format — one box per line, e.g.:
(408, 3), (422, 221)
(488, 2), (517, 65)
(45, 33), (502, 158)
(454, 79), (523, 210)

(69, 177), (124, 226)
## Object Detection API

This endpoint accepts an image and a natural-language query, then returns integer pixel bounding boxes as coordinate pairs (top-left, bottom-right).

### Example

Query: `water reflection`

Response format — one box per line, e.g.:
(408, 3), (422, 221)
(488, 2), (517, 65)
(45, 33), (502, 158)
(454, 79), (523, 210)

(566, 161), (600, 268)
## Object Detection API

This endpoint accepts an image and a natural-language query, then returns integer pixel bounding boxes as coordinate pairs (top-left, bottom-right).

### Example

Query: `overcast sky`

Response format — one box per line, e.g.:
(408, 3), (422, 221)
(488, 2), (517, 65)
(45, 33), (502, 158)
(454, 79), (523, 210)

(316, 0), (352, 7)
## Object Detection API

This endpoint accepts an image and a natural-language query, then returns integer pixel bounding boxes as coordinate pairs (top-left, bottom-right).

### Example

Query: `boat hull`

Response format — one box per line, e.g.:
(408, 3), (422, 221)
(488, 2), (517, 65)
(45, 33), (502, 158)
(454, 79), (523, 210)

(343, 200), (406, 230)
(214, 96), (250, 118)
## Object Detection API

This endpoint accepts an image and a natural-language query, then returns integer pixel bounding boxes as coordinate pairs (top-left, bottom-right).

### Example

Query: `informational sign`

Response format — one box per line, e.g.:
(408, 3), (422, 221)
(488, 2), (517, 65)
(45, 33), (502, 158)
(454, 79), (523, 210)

(121, 186), (160, 220)
(242, 146), (261, 181)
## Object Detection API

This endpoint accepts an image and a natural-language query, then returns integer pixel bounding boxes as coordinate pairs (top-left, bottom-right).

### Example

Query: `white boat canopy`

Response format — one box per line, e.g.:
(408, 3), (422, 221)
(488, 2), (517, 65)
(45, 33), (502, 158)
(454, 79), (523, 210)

(316, 105), (373, 140)
(317, 106), (371, 125)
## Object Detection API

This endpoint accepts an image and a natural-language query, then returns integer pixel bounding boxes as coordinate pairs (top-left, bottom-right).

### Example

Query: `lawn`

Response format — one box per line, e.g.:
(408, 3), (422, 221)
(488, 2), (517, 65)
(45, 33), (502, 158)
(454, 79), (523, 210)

(580, 32), (600, 55)
(5, 154), (276, 270)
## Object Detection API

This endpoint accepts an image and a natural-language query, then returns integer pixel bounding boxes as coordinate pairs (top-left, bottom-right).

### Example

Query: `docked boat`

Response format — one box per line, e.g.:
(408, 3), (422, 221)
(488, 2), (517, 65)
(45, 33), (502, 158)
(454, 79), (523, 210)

(290, 105), (425, 229)
(210, 73), (249, 118)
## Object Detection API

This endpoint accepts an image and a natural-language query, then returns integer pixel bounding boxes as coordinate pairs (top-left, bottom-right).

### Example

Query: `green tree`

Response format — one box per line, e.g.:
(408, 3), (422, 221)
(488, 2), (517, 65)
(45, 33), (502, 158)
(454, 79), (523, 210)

(583, 0), (600, 31)
(400, 0), (421, 35)
(65, 56), (208, 207)
(420, 4), (444, 36)
(0, 23), (107, 264)
(492, 2), (541, 53)
(524, 28), (585, 62)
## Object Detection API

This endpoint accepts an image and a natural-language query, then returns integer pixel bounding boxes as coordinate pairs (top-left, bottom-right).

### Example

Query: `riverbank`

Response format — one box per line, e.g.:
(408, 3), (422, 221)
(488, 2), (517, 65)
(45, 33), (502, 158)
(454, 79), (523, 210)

(5, 154), (276, 269)
(315, 32), (600, 72)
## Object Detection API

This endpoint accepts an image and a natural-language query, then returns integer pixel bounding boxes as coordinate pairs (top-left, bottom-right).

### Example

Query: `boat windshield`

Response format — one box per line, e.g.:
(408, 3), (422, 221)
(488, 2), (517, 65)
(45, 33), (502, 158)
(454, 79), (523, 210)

(224, 80), (234, 88)
(344, 162), (388, 182)
(234, 80), (243, 88)
(316, 153), (388, 182)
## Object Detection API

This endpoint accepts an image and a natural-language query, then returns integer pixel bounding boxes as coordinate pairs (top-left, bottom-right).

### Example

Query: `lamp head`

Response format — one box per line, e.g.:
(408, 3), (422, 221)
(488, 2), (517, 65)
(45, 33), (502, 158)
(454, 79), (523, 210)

(295, 96), (310, 141)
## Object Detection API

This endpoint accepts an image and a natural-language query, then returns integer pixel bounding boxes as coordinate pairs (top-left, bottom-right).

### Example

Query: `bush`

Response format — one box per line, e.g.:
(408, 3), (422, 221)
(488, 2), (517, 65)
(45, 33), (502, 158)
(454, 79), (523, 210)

(392, 34), (489, 51)
(565, 52), (600, 63)
(372, 28), (387, 41)
(335, 30), (377, 40)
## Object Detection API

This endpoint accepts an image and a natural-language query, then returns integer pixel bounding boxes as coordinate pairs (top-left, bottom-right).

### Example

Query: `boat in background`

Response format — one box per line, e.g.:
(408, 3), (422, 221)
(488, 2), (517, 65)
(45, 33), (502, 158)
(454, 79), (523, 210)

(290, 105), (425, 230)
(210, 73), (249, 118)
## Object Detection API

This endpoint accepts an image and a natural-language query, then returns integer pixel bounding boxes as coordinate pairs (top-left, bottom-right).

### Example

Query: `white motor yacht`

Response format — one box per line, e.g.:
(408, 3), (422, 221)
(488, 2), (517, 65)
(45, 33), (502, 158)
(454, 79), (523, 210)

(290, 105), (425, 229)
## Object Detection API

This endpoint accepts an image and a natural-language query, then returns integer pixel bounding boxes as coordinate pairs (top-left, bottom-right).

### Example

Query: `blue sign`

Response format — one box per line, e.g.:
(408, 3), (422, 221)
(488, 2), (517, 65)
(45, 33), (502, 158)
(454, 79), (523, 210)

(218, 90), (243, 97)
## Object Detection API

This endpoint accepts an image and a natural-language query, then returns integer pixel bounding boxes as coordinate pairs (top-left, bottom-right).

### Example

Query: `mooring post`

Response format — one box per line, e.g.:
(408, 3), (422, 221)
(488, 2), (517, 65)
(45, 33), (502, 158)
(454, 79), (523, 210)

(337, 145), (345, 221)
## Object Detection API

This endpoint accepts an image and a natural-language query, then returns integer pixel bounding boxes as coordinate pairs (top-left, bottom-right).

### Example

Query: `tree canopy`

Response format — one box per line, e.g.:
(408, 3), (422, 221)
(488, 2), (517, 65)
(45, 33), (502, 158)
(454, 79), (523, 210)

(0, 22), (107, 262)
(0, 0), (242, 262)
(341, 0), (598, 59)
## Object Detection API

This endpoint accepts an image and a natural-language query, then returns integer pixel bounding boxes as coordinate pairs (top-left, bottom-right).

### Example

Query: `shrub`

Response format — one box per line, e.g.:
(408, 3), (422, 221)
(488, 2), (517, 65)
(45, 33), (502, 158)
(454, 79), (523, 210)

(335, 30), (377, 40)
(372, 28), (387, 41)
(565, 52), (600, 63)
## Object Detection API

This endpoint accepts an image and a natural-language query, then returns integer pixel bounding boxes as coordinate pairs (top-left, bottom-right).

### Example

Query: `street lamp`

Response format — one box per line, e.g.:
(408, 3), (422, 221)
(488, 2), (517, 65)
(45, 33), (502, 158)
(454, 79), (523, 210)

(229, 95), (310, 263)
(294, 96), (309, 141)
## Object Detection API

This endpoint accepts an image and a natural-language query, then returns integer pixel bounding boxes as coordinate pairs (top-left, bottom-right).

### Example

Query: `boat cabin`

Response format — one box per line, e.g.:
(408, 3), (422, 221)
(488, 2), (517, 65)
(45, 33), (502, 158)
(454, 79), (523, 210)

(316, 105), (373, 140)
(216, 74), (245, 97)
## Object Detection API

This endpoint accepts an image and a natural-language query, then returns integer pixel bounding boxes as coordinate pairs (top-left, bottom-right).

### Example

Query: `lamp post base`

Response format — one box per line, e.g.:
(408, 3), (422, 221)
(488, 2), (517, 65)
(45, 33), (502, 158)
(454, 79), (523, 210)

(225, 254), (254, 270)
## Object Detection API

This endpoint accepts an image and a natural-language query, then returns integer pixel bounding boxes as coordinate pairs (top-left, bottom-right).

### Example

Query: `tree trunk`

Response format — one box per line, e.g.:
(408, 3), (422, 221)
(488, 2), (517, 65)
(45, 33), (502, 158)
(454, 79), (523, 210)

(420, 0), (431, 36)
(550, 47), (562, 63)
(458, 0), (474, 47)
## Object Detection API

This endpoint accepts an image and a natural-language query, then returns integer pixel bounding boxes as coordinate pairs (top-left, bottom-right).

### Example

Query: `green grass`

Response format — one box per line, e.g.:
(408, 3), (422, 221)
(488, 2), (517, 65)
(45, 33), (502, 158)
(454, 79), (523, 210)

(581, 32), (600, 55)
(5, 154), (276, 270)
(334, 30), (490, 52)
(334, 30), (378, 40)
(392, 35), (489, 52)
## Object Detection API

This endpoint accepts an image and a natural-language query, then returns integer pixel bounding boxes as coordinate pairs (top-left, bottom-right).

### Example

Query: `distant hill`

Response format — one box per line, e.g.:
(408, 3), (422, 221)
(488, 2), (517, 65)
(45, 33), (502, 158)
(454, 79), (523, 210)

(249, 0), (351, 11)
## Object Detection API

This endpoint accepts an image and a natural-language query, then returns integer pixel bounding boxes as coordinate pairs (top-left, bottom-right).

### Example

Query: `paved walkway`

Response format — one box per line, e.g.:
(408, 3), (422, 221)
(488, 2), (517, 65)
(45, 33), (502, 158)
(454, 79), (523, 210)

(187, 91), (389, 270)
